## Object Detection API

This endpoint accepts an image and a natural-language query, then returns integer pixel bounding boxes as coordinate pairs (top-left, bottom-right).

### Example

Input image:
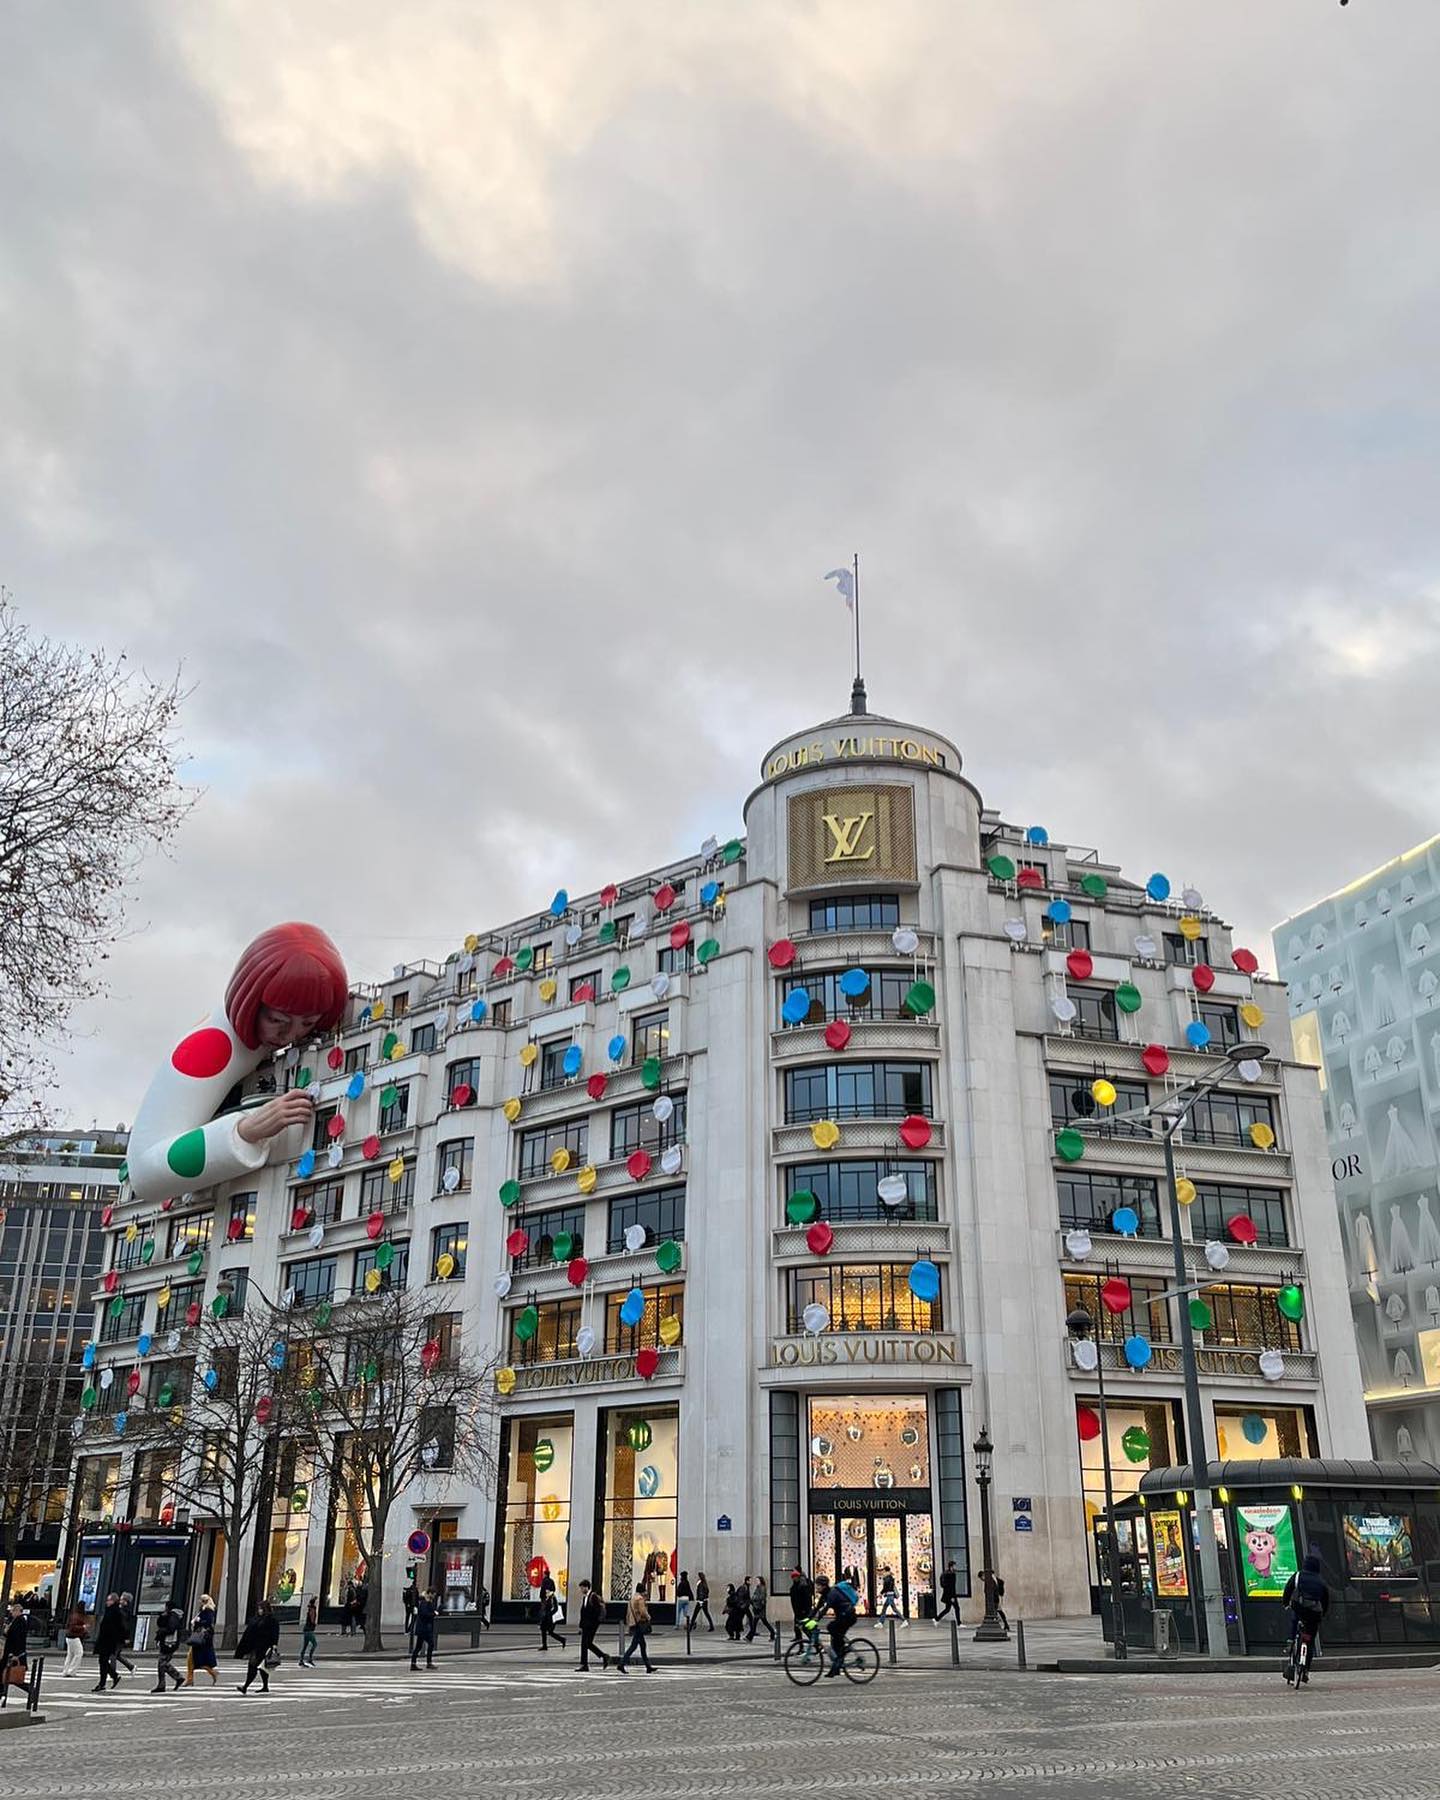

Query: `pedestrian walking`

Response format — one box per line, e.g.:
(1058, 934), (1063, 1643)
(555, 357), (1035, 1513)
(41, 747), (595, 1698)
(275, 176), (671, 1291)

(185, 1595), (218, 1687)
(354, 1579), (369, 1639)
(722, 1583), (743, 1640)
(575, 1580), (610, 1671)
(61, 1601), (88, 1677)
(3, 1599), (28, 1693)
(476, 1583), (491, 1630)
(402, 1578), (419, 1639)
(93, 1593), (125, 1692)
(151, 1599), (185, 1692)
(538, 1583), (566, 1652)
(983, 1569), (1008, 1631)
(934, 1560), (960, 1624)
(339, 1577), (355, 1636)
(235, 1600), (280, 1694)
(746, 1574), (777, 1644)
(298, 1597), (319, 1666)
(675, 1570), (693, 1632)
(410, 1590), (438, 1670)
(616, 1585), (655, 1673)
(878, 1566), (904, 1622)
(116, 1591), (138, 1675)
(692, 1572), (714, 1632)
(788, 1567), (816, 1645)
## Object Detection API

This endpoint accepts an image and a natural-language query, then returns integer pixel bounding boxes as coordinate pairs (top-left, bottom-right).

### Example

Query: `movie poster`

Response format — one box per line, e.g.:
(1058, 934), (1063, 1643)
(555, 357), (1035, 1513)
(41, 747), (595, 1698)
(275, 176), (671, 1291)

(1236, 1504), (1298, 1599)
(1152, 1510), (1189, 1597)
(1343, 1513), (1418, 1581)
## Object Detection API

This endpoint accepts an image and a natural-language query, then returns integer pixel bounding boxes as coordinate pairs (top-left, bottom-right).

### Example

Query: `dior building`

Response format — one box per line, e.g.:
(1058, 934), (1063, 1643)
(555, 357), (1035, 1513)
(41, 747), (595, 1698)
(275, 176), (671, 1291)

(71, 696), (1369, 1628)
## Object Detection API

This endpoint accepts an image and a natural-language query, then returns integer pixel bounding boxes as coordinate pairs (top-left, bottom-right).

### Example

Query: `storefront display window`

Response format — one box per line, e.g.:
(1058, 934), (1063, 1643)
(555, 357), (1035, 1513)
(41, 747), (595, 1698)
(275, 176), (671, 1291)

(1075, 1399), (1177, 1583)
(265, 1443), (314, 1605)
(325, 1433), (374, 1605)
(1215, 1405), (1316, 1462)
(500, 1416), (573, 1604)
(806, 1396), (934, 1617)
(599, 1405), (678, 1606)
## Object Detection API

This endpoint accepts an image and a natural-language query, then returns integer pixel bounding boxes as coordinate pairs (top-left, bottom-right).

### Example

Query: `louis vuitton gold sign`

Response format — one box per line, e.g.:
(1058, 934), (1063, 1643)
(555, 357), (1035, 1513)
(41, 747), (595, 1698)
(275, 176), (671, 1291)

(788, 786), (917, 889)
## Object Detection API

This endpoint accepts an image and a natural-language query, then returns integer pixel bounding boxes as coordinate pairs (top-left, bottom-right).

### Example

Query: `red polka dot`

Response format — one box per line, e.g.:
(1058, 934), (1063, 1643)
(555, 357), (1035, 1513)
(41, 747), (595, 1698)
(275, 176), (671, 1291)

(171, 1027), (233, 1080)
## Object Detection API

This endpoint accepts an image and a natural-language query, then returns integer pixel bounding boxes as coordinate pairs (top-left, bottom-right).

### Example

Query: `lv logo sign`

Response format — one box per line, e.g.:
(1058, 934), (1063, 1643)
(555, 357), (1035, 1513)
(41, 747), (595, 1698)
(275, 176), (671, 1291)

(822, 811), (875, 863)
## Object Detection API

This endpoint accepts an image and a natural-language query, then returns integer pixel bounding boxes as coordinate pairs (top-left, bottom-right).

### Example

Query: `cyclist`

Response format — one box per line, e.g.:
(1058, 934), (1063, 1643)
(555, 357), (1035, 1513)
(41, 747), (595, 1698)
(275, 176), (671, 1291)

(1281, 1552), (1329, 1683)
(811, 1575), (859, 1678)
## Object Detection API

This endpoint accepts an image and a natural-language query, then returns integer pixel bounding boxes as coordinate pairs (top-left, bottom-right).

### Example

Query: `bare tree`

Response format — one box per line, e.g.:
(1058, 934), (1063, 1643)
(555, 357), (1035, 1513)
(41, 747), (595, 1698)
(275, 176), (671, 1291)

(117, 1291), (305, 1649)
(0, 1356), (72, 1613)
(0, 591), (190, 1133)
(282, 1285), (501, 1652)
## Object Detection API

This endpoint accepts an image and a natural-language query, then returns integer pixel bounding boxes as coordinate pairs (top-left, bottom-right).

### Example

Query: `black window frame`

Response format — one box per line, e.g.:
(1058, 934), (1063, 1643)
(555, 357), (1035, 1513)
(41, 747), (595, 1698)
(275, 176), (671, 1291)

(409, 1023), (437, 1055)
(610, 1094), (687, 1159)
(1056, 1169), (1163, 1237)
(786, 1263), (942, 1335)
(354, 1238), (410, 1293)
(511, 1295), (583, 1365)
(631, 1011), (670, 1065)
(1063, 1272), (1174, 1345)
(1198, 1282), (1303, 1352)
(606, 1184), (686, 1253)
(1048, 1075), (1152, 1138)
(436, 1139), (474, 1195)
(807, 895), (901, 933)
(783, 1159), (938, 1224)
(1069, 988), (1120, 1043)
(378, 1081), (411, 1134)
(1183, 1089), (1276, 1150)
(430, 1221), (468, 1281)
(783, 1061), (933, 1123)
(1189, 1182), (1290, 1249)
(510, 1204), (587, 1271)
(283, 1255), (337, 1309)
(517, 1117), (589, 1180)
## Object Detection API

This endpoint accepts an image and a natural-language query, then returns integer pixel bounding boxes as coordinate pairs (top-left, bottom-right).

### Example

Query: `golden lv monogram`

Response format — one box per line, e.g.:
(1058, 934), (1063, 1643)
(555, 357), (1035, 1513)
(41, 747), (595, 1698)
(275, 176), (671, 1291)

(822, 811), (875, 862)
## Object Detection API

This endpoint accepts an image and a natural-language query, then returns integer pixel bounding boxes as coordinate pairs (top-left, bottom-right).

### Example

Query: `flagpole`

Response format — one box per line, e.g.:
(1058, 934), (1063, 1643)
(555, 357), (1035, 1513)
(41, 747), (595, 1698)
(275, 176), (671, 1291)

(852, 552), (861, 687)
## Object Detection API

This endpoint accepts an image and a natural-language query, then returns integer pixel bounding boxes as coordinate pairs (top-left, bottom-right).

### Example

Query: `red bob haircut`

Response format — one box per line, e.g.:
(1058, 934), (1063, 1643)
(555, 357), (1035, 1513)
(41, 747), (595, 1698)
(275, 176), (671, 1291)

(224, 922), (349, 1050)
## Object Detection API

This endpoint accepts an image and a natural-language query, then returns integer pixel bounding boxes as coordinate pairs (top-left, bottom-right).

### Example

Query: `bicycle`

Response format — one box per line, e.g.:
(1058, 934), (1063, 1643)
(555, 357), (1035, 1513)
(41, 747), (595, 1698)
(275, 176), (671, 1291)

(1284, 1618), (1317, 1688)
(783, 1620), (880, 1686)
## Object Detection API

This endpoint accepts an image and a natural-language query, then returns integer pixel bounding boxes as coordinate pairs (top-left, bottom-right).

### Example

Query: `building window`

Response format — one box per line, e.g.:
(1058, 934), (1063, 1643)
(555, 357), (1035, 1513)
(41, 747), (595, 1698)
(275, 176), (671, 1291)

(426, 1310), (462, 1367)
(491, 999), (513, 1028)
(76, 1453), (123, 1518)
(1189, 1182), (1289, 1248)
(456, 964), (478, 997)
(510, 1205), (586, 1270)
(112, 1232), (148, 1272)
(1184, 1090), (1276, 1150)
(632, 1011), (670, 1065)
(1164, 932), (1210, 966)
(539, 1039), (575, 1091)
(227, 1194), (257, 1242)
(99, 1294), (145, 1344)
(1041, 916), (1092, 953)
(155, 1281), (204, 1333)
(436, 1140), (473, 1194)
(391, 991), (411, 1018)
(446, 1058), (481, 1102)
(1056, 1170), (1162, 1237)
(265, 1443), (315, 1606)
(783, 1159), (938, 1224)
(430, 1222), (467, 1280)
(167, 1212), (212, 1258)
(1198, 1002), (1242, 1050)
(511, 1296), (583, 1364)
(146, 1357), (193, 1407)
(219, 1268), (249, 1317)
(569, 970), (602, 1002)
(517, 1117), (588, 1180)
(1048, 1075), (1151, 1137)
(656, 942), (693, 975)
(607, 1185), (685, 1252)
(1063, 1272), (1173, 1344)
(344, 1045), (369, 1074)
(294, 1179), (344, 1226)
(500, 1417), (573, 1603)
(598, 1405), (678, 1605)
(610, 1095), (687, 1159)
(783, 1061), (933, 1123)
(355, 1239), (409, 1293)
(787, 1264), (941, 1334)
(1199, 1283), (1302, 1351)
(778, 968), (918, 1027)
(360, 1162), (414, 1216)
(808, 895), (900, 933)
(1068, 988), (1120, 1042)
(530, 943), (553, 972)
(379, 1082), (410, 1134)
(312, 1105), (338, 1152)
(1215, 1405), (1317, 1461)
(284, 1256), (337, 1309)
(604, 1283), (684, 1352)
(410, 1023), (437, 1055)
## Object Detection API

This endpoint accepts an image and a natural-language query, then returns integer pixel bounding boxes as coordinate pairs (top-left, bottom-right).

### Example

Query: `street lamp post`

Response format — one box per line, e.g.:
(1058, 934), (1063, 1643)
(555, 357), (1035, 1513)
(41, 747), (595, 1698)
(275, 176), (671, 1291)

(1065, 1305), (1127, 1660)
(971, 1426), (1008, 1642)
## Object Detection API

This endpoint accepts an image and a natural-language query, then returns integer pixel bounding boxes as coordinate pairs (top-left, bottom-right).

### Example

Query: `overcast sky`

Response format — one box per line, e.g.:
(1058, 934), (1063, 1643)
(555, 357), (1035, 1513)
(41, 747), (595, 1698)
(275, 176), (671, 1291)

(6, 1), (1440, 1128)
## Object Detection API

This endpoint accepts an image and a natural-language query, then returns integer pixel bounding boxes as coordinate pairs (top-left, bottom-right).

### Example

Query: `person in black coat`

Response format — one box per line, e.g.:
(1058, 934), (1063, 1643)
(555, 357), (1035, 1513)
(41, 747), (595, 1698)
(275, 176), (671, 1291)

(575, 1580), (610, 1671)
(151, 1600), (185, 1692)
(3, 1601), (28, 1685)
(692, 1571), (714, 1632)
(539, 1583), (566, 1652)
(116, 1592), (138, 1675)
(93, 1594), (125, 1693)
(410, 1590), (438, 1670)
(788, 1567), (816, 1645)
(934, 1559), (960, 1624)
(235, 1600), (280, 1694)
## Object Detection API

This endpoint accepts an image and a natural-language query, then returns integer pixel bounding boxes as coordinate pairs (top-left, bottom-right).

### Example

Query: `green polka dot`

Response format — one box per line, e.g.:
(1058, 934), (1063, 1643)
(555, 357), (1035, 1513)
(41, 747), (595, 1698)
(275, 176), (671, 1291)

(611, 967), (631, 993)
(187, 1251), (204, 1277)
(1055, 1129), (1086, 1163)
(499, 1180), (522, 1208)
(641, 1057), (662, 1091)
(786, 1190), (820, 1225)
(696, 939), (720, 965)
(515, 947), (534, 972)
(166, 1129), (206, 1181)
(1114, 983), (1143, 1014)
(599, 921), (617, 945)
(294, 1067), (312, 1090)
(211, 1293), (229, 1319)
(117, 1162), (129, 1184)
(1080, 874), (1107, 899)
(722, 839), (743, 864)
(986, 854), (1016, 882)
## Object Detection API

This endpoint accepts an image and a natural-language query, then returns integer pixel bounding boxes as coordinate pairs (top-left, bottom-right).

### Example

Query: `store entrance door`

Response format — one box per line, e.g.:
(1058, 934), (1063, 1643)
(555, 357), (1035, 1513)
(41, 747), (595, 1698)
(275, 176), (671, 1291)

(828, 1514), (907, 1616)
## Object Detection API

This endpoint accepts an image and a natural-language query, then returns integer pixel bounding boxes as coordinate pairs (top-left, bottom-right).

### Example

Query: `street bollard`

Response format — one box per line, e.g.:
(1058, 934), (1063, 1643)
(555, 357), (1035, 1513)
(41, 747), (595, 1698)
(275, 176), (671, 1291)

(950, 1620), (960, 1667)
(887, 1617), (898, 1666)
(470, 1614), (482, 1648)
(1016, 1619), (1027, 1671)
(28, 1656), (44, 1714)
(686, 1612), (694, 1657)
(772, 1627), (782, 1663)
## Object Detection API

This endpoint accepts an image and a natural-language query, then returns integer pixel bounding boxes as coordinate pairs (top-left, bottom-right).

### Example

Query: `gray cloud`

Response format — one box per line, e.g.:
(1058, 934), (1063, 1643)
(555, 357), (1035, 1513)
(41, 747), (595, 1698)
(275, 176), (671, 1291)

(5, 0), (1440, 1123)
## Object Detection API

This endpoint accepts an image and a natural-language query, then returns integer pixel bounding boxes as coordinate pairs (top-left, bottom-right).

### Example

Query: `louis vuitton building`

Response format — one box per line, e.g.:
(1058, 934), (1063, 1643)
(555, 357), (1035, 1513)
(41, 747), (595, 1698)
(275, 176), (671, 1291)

(75, 695), (1368, 1629)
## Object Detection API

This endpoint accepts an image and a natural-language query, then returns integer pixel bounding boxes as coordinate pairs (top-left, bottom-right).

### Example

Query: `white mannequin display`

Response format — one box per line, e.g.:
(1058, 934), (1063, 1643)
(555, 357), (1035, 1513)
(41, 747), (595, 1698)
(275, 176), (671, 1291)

(1394, 1348), (1414, 1382)
(1385, 1292), (1407, 1322)
(1426, 1284), (1440, 1317)
(1356, 901), (1370, 931)
(1353, 1211), (1381, 1287)
(1390, 1202), (1417, 1274)
(1417, 1193), (1440, 1265)
(1331, 1009), (1353, 1043)
(1311, 923), (1327, 952)
(1309, 973), (1324, 999)
(1379, 1107), (1423, 1178)
(1418, 969), (1439, 1008)
(1401, 875), (1418, 906)
(1338, 1099), (1358, 1136)
(1413, 921), (1432, 956)
(1386, 1034), (1408, 1072)
(1329, 965), (1345, 993)
(1396, 1425), (1416, 1458)
(1432, 1031), (1440, 1090)
(1379, 887), (1394, 915)
(1371, 964), (1398, 1029)
(1363, 1043), (1383, 1079)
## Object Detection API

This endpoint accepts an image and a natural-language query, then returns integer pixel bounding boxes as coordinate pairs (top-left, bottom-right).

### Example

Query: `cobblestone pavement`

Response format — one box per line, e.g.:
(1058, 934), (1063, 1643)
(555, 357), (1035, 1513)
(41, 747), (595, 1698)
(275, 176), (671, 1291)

(11, 1654), (1440, 1799)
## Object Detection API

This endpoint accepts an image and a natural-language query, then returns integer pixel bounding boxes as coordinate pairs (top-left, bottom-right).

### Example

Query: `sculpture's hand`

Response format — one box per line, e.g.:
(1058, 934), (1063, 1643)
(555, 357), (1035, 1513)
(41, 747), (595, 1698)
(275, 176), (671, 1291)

(235, 1091), (315, 1146)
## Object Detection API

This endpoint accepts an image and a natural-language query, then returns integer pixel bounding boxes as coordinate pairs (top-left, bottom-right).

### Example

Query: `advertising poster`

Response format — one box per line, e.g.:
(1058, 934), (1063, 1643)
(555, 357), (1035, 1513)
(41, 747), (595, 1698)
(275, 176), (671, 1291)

(1152, 1510), (1189, 1597)
(1343, 1513), (1418, 1581)
(1236, 1504), (1298, 1598)
(78, 1555), (102, 1611)
(137, 1554), (176, 1613)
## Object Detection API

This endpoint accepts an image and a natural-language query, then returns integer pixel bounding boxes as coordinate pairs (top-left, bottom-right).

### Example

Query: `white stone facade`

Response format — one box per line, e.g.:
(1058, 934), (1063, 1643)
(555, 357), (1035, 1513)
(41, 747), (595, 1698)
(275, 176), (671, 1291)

(75, 706), (1369, 1628)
